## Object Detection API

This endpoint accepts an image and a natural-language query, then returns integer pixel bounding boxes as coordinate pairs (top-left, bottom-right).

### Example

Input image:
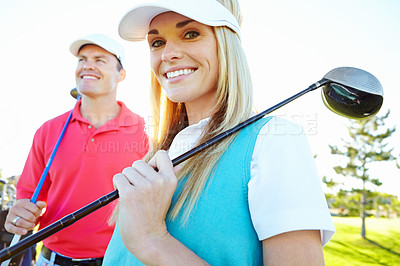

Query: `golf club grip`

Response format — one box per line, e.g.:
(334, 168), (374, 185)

(0, 235), (21, 266)
(0, 82), (323, 262)
(0, 191), (119, 262)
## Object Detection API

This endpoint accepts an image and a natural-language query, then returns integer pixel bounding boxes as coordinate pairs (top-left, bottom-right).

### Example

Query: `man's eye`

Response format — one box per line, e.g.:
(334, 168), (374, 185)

(184, 31), (199, 39)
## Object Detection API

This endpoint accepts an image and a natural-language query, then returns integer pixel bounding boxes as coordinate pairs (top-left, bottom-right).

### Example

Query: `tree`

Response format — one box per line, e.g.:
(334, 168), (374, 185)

(326, 189), (400, 218)
(327, 189), (362, 216)
(329, 110), (398, 238)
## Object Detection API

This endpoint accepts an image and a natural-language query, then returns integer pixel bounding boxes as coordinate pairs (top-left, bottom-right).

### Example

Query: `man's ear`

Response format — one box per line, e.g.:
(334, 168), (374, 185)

(118, 69), (126, 82)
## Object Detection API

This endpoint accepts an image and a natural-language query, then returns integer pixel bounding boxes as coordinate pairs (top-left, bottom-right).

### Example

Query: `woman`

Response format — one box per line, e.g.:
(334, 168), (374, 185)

(104, 0), (335, 265)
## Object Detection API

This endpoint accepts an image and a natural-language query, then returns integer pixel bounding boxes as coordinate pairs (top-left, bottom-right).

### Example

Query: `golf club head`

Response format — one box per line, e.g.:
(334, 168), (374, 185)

(321, 67), (383, 119)
(70, 88), (80, 99)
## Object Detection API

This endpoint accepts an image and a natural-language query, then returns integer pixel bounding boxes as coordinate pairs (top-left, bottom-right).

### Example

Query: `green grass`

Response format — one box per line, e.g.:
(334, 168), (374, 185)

(324, 217), (400, 265)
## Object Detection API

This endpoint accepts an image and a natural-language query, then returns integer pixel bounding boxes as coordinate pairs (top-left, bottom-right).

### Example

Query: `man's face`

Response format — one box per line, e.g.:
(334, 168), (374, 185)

(75, 44), (125, 98)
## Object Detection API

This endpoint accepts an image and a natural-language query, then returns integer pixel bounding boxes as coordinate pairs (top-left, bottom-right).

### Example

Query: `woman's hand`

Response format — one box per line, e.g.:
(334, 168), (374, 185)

(114, 150), (178, 256)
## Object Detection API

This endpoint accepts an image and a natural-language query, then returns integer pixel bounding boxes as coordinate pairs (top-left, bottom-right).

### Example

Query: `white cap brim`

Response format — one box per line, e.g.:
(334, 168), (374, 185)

(119, 0), (241, 42)
(69, 33), (126, 67)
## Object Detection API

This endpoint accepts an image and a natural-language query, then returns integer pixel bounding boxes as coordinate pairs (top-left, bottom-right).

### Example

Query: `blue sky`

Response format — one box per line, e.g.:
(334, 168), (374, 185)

(0, 0), (399, 196)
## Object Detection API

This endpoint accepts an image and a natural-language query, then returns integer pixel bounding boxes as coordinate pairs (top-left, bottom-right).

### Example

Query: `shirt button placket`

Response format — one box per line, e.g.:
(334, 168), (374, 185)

(87, 124), (96, 154)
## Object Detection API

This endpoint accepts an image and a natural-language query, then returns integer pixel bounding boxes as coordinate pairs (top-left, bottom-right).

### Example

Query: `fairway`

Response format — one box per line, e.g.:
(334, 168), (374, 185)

(324, 217), (400, 265)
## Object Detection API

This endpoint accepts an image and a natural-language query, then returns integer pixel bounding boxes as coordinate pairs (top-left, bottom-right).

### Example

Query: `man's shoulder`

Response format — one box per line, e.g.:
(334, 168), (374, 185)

(118, 101), (146, 122)
(37, 110), (72, 132)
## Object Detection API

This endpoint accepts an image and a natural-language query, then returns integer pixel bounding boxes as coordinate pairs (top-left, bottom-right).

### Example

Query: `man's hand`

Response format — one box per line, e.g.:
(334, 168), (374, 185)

(4, 199), (46, 235)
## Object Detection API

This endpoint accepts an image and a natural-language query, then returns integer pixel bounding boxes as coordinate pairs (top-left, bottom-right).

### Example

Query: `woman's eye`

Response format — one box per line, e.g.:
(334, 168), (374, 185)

(184, 31), (200, 39)
(151, 40), (165, 48)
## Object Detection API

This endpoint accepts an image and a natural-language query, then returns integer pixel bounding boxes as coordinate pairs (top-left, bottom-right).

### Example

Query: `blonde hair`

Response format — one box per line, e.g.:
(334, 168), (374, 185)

(145, 0), (253, 222)
(110, 0), (253, 224)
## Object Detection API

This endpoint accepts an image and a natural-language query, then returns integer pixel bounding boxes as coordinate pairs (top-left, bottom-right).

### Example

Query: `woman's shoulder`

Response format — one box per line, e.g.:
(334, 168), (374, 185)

(253, 116), (313, 160)
(258, 116), (305, 136)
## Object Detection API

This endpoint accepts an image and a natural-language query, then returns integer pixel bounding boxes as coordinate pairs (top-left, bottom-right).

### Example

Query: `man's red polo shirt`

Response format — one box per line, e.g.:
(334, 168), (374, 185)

(17, 100), (148, 258)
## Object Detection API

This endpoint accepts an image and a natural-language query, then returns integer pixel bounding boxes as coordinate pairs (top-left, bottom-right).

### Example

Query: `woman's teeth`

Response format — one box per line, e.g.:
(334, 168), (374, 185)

(166, 69), (194, 79)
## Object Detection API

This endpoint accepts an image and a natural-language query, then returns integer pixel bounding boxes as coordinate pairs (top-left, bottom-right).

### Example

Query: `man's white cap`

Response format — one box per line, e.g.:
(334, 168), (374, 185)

(118, 0), (241, 42)
(69, 33), (126, 68)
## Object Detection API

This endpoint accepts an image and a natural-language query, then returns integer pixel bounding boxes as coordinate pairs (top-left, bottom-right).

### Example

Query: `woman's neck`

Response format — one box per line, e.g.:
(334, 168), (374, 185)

(185, 99), (217, 126)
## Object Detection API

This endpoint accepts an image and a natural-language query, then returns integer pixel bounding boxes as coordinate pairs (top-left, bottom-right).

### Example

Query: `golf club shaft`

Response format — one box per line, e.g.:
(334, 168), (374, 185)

(1, 91), (81, 266)
(32, 89), (80, 202)
(0, 80), (327, 262)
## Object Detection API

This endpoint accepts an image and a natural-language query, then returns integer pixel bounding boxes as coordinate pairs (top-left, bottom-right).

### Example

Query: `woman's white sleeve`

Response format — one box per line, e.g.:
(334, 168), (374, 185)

(248, 117), (335, 246)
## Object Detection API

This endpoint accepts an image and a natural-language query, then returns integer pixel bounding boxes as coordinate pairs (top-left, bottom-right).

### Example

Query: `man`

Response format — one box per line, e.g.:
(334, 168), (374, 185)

(5, 34), (149, 265)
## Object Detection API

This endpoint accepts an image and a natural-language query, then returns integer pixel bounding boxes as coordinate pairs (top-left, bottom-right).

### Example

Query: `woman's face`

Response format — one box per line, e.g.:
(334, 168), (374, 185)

(147, 12), (219, 116)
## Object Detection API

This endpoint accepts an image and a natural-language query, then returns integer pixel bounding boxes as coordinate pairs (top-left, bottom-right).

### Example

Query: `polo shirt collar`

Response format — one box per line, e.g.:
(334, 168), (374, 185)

(70, 99), (136, 130)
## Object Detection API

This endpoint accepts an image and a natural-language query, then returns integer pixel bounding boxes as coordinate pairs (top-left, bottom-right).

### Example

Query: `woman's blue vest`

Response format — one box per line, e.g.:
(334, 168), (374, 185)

(103, 117), (272, 265)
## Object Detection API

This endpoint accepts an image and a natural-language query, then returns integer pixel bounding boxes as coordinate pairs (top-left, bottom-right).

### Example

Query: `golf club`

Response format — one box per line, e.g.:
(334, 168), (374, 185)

(70, 88), (80, 99)
(1, 89), (81, 266)
(321, 67), (383, 119)
(0, 67), (384, 262)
